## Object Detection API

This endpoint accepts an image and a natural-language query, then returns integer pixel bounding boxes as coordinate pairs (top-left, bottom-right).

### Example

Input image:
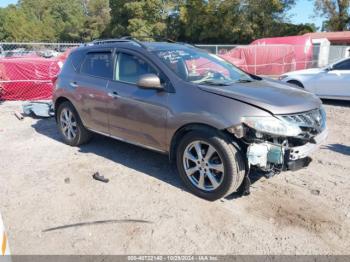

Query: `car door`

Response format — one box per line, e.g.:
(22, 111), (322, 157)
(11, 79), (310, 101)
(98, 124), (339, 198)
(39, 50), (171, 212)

(106, 50), (170, 152)
(316, 58), (350, 99)
(75, 49), (114, 133)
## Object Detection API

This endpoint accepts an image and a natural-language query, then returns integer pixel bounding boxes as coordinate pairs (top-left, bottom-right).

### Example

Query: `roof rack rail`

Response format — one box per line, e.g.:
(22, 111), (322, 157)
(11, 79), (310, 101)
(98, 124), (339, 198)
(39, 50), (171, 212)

(86, 36), (199, 50)
(175, 42), (198, 49)
(119, 36), (148, 49)
(118, 35), (174, 43)
(120, 35), (199, 49)
(87, 38), (147, 49)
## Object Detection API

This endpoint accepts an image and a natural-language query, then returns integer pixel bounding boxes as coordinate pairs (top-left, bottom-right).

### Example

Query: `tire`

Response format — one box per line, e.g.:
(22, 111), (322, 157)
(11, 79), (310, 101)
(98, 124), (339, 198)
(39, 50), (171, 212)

(57, 101), (92, 146)
(176, 129), (246, 201)
(287, 80), (304, 88)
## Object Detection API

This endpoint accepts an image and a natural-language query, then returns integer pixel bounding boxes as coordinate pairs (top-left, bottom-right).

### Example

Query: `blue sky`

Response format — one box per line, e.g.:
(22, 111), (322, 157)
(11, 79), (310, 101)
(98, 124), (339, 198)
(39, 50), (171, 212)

(0, 0), (17, 8)
(289, 0), (323, 29)
(0, 0), (324, 29)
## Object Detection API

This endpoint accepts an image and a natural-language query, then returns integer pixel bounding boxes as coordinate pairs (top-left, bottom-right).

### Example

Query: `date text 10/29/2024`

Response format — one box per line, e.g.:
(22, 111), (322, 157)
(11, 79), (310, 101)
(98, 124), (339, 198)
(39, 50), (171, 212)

(128, 256), (218, 261)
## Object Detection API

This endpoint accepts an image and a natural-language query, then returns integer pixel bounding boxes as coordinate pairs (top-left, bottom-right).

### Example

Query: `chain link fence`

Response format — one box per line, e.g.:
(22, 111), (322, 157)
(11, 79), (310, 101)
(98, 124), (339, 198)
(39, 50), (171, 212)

(0, 42), (80, 101)
(0, 42), (349, 101)
(0, 42), (80, 57)
(198, 44), (350, 73)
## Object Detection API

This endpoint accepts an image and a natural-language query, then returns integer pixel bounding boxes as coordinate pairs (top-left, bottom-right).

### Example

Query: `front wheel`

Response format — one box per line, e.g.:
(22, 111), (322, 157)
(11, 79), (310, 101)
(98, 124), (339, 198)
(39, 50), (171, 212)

(176, 130), (246, 201)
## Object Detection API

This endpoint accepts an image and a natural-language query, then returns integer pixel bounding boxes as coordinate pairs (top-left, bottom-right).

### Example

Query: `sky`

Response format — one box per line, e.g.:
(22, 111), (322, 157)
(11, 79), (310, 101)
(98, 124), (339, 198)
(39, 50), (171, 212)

(289, 0), (324, 29)
(0, 0), (16, 8)
(0, 0), (324, 30)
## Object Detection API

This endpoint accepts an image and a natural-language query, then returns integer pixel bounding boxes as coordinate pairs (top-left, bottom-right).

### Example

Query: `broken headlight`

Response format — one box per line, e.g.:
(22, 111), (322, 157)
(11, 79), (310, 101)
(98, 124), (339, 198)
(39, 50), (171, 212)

(242, 116), (302, 137)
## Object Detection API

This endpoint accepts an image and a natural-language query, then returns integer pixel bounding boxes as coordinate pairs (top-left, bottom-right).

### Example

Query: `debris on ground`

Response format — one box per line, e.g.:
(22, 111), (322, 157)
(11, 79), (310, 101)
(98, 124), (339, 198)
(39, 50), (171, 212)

(92, 172), (109, 183)
(64, 177), (70, 184)
(14, 111), (24, 120)
(22, 101), (54, 118)
(310, 189), (321, 196)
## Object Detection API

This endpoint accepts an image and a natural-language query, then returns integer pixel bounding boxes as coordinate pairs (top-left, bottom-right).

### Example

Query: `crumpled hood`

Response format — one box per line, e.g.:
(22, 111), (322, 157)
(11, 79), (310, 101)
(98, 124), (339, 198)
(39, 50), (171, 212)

(199, 79), (322, 115)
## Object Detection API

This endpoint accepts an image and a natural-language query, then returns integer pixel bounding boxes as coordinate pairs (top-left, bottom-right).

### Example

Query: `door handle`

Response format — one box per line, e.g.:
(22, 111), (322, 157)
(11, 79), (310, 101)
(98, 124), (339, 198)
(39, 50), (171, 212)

(108, 91), (120, 99)
(70, 81), (78, 88)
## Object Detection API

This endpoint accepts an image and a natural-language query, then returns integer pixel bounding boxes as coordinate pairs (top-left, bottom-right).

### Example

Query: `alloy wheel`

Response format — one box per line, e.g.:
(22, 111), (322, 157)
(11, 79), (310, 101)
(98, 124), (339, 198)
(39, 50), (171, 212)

(60, 108), (77, 140)
(182, 140), (225, 191)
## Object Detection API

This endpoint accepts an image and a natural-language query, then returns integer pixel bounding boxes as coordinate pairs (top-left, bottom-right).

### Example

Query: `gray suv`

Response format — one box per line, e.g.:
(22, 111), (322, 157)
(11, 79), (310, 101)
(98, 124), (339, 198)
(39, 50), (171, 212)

(53, 38), (327, 201)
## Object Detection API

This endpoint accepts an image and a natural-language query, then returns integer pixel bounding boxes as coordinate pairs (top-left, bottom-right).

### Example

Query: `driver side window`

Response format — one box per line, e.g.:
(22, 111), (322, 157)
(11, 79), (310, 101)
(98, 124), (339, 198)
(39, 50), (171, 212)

(115, 53), (158, 84)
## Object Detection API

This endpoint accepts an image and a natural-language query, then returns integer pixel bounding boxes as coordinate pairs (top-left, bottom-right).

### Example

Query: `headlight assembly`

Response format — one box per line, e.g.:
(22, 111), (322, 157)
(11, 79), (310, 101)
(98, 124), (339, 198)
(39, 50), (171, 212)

(241, 116), (302, 137)
(278, 75), (288, 80)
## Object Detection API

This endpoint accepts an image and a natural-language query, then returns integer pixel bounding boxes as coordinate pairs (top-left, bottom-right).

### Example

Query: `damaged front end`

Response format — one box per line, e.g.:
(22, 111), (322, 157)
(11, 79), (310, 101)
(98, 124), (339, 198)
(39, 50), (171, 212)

(228, 107), (328, 175)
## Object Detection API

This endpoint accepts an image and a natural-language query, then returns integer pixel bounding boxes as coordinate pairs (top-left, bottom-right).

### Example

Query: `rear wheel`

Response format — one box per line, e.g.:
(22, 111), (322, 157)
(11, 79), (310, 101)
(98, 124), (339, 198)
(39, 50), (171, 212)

(57, 101), (92, 146)
(176, 130), (246, 201)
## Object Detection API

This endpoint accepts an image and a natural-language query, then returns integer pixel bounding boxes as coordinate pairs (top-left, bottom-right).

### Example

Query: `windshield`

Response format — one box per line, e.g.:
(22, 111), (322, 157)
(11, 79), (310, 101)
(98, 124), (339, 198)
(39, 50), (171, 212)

(153, 47), (254, 85)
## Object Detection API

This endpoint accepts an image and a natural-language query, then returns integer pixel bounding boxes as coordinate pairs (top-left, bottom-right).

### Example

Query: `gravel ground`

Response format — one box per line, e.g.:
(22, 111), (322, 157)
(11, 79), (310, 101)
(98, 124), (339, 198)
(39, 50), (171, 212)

(0, 100), (349, 255)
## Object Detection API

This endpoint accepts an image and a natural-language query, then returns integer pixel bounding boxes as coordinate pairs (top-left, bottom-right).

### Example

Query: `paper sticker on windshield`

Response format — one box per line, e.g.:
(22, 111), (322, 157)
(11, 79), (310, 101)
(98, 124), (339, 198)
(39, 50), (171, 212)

(158, 50), (190, 64)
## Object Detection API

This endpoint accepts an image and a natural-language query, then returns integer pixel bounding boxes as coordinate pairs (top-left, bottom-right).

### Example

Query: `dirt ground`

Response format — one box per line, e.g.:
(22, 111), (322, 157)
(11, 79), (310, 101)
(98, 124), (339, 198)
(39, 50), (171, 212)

(0, 100), (349, 255)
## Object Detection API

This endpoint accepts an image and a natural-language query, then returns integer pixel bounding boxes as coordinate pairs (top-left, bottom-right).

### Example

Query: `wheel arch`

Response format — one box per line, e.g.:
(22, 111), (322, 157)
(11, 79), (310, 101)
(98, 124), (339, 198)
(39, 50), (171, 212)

(286, 79), (304, 88)
(54, 96), (78, 123)
(169, 123), (233, 162)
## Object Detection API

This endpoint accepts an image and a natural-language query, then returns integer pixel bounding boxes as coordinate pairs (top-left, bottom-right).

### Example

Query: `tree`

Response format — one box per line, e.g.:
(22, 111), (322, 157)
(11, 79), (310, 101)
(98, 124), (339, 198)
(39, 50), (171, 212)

(174, 0), (243, 43)
(0, 0), (110, 42)
(14, 0), (85, 41)
(314, 0), (350, 31)
(0, 4), (44, 41)
(175, 0), (298, 44)
(271, 22), (316, 36)
(80, 0), (111, 41)
(238, 0), (296, 42)
(108, 0), (167, 40)
(0, 0), (320, 43)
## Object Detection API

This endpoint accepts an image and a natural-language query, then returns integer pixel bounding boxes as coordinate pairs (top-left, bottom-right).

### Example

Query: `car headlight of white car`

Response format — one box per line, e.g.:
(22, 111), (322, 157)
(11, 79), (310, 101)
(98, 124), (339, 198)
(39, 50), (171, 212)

(278, 75), (288, 80)
(241, 116), (302, 137)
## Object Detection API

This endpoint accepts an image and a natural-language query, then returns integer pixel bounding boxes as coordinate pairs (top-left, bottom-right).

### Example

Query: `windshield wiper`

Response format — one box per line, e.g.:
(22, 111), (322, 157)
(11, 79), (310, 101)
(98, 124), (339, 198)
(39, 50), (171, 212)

(197, 80), (232, 86)
(235, 78), (254, 83)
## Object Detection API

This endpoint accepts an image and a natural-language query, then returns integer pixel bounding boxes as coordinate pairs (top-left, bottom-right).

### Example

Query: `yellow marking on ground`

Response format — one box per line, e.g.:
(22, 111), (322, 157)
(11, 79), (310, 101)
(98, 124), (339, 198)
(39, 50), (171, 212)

(1, 232), (7, 256)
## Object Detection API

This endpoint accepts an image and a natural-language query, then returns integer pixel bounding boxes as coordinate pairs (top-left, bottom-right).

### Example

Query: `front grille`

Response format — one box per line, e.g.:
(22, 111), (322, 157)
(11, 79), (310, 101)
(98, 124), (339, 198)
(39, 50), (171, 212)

(278, 108), (326, 138)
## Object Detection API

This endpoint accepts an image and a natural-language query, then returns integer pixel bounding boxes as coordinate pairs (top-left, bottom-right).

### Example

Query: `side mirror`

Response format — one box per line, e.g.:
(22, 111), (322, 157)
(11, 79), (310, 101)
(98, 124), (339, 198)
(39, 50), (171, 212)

(137, 74), (163, 90)
(325, 65), (333, 71)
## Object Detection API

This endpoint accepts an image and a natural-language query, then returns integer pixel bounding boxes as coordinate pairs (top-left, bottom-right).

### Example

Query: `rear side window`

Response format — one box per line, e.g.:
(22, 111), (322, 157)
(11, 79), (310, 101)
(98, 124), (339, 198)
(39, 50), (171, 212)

(81, 52), (113, 79)
(70, 50), (85, 71)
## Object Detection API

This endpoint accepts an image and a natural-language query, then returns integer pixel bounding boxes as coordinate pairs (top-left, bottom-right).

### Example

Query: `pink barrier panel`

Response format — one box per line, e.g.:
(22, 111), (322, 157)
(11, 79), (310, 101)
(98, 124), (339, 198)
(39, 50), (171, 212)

(251, 35), (313, 71)
(220, 36), (314, 75)
(220, 45), (297, 75)
(0, 49), (71, 101)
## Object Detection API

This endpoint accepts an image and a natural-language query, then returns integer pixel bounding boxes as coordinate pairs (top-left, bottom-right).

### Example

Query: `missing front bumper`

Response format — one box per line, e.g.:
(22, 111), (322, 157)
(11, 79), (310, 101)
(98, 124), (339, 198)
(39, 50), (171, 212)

(246, 128), (328, 171)
(289, 129), (328, 160)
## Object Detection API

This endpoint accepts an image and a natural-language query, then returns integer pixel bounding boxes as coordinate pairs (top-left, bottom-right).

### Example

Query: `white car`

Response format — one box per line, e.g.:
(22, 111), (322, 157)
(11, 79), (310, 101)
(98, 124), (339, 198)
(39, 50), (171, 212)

(279, 58), (350, 101)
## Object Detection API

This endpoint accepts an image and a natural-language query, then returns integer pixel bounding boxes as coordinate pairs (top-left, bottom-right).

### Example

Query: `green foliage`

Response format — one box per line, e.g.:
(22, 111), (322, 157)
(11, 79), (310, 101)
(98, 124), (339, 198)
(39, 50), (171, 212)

(314, 0), (350, 31)
(273, 22), (316, 36)
(0, 0), (110, 42)
(109, 0), (167, 40)
(80, 0), (111, 41)
(0, 0), (318, 43)
(172, 0), (301, 43)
